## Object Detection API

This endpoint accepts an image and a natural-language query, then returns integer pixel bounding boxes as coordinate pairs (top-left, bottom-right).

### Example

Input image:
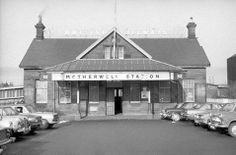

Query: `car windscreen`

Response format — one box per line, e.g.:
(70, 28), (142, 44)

(26, 105), (38, 113)
(3, 107), (18, 116)
(193, 104), (202, 109)
(198, 104), (211, 110)
(221, 103), (235, 112)
(182, 103), (195, 109)
(175, 103), (184, 108)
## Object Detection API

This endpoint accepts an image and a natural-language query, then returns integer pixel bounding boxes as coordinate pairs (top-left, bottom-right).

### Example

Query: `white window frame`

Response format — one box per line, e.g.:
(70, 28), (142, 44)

(58, 81), (71, 104)
(36, 80), (48, 104)
(183, 79), (195, 102)
(118, 46), (124, 59)
(105, 46), (111, 59)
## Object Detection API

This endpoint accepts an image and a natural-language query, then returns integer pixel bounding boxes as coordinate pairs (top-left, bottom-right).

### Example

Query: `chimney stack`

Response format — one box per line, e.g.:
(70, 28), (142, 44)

(35, 15), (45, 40)
(186, 17), (197, 39)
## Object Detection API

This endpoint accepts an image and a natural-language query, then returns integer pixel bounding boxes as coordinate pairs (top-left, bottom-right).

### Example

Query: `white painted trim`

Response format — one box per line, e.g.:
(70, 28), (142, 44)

(76, 28), (115, 59)
(76, 27), (152, 59)
(116, 29), (152, 59)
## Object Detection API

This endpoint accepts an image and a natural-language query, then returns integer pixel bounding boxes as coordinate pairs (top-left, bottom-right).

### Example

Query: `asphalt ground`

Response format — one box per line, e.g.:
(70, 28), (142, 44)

(3, 119), (236, 155)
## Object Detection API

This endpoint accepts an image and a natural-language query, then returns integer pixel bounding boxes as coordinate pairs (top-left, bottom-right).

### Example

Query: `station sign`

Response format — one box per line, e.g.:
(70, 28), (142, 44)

(52, 72), (175, 81)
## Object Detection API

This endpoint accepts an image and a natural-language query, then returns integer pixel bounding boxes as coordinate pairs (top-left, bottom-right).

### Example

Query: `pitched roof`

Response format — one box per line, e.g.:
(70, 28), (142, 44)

(46, 59), (183, 72)
(20, 37), (210, 69)
(132, 38), (210, 67)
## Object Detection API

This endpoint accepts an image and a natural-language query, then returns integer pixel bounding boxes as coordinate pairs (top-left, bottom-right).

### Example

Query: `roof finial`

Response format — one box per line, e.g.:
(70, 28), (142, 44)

(114, 0), (117, 29)
(38, 14), (42, 23)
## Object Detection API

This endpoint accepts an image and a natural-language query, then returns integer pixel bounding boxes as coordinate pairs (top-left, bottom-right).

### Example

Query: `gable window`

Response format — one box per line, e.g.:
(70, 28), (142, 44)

(104, 47), (111, 59)
(118, 46), (124, 59)
(36, 80), (48, 103)
(58, 81), (71, 104)
(104, 46), (125, 59)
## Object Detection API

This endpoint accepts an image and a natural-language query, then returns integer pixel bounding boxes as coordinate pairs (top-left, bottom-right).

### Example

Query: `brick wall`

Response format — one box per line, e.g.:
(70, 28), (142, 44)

(182, 67), (207, 102)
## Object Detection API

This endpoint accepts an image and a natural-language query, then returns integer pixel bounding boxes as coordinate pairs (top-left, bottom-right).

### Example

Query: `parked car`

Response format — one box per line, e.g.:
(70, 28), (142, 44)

(160, 102), (199, 121)
(11, 104), (59, 129)
(181, 102), (223, 121)
(10, 105), (42, 133)
(193, 104), (225, 126)
(160, 103), (184, 119)
(208, 103), (236, 137)
(0, 106), (31, 135)
(0, 127), (15, 154)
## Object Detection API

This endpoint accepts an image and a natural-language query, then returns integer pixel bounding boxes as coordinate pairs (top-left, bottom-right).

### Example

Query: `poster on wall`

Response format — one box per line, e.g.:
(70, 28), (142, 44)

(141, 87), (148, 99)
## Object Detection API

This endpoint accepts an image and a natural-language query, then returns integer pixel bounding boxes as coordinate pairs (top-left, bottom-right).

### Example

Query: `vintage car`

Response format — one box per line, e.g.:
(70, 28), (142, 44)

(0, 106), (31, 135)
(160, 102), (198, 121)
(208, 103), (236, 137)
(160, 103), (184, 119)
(9, 105), (42, 133)
(0, 127), (15, 154)
(181, 103), (223, 121)
(193, 104), (225, 126)
(11, 104), (59, 129)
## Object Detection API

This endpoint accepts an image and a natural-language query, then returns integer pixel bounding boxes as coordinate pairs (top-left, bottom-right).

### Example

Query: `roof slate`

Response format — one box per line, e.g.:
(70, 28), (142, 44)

(46, 59), (183, 72)
(20, 37), (210, 69)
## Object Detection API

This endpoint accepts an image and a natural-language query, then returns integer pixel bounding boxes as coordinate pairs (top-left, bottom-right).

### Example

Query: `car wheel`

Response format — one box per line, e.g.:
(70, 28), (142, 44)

(193, 122), (199, 126)
(228, 122), (236, 137)
(41, 119), (49, 129)
(172, 113), (180, 122)
(48, 124), (54, 129)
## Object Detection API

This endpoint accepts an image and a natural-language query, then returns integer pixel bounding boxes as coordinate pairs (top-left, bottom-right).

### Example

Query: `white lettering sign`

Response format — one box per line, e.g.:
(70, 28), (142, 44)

(59, 72), (172, 81)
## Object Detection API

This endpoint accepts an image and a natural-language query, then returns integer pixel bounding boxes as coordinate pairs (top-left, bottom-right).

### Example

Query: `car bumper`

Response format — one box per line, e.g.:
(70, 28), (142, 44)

(207, 121), (227, 130)
(160, 112), (171, 119)
(0, 137), (14, 146)
(48, 120), (58, 125)
(15, 126), (31, 134)
(30, 122), (42, 129)
(195, 118), (208, 125)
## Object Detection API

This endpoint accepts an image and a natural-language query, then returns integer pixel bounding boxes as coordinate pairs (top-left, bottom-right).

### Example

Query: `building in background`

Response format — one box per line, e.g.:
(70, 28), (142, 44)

(227, 54), (236, 98)
(0, 86), (24, 104)
(19, 17), (210, 117)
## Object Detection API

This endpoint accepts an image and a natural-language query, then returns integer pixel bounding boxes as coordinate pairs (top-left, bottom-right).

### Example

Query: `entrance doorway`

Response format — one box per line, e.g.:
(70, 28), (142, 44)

(114, 88), (123, 115)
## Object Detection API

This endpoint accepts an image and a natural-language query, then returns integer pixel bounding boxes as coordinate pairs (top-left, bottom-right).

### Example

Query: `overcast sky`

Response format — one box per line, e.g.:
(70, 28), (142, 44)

(0, 0), (236, 85)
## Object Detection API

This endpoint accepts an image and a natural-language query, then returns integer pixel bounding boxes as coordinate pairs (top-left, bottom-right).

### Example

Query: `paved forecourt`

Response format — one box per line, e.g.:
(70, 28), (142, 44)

(4, 119), (236, 155)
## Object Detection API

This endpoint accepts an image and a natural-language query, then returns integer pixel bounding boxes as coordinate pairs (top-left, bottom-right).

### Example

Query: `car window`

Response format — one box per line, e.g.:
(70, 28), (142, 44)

(234, 107), (236, 112)
(183, 103), (195, 109)
(200, 104), (211, 110)
(175, 103), (184, 108)
(25, 105), (38, 113)
(16, 107), (23, 113)
(212, 104), (221, 110)
(221, 103), (235, 112)
(3, 107), (17, 116)
(193, 104), (201, 109)
(0, 109), (6, 116)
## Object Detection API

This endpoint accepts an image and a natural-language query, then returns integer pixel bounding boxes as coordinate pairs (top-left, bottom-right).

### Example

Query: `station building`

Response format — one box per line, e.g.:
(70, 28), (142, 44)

(20, 17), (210, 117)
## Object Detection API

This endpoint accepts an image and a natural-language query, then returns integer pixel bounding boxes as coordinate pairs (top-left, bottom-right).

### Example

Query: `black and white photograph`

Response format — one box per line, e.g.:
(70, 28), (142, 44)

(0, 0), (236, 154)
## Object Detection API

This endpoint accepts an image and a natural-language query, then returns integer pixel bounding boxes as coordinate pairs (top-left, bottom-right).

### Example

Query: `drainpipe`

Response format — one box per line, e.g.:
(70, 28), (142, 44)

(52, 81), (55, 113)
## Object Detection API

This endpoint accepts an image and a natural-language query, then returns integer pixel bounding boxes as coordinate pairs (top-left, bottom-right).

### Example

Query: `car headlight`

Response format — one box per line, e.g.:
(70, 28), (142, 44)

(13, 121), (21, 129)
(194, 114), (201, 119)
(212, 116), (222, 123)
(29, 117), (37, 122)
